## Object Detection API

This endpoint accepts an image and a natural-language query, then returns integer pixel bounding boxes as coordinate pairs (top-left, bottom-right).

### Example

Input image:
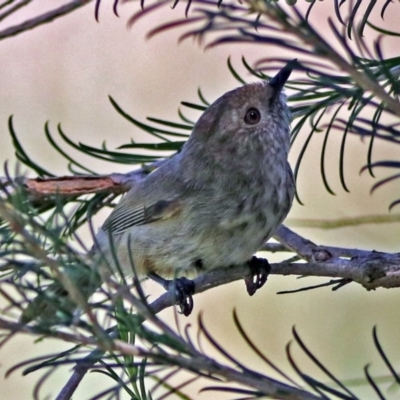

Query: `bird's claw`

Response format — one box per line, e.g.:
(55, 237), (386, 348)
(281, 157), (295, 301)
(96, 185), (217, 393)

(167, 277), (195, 316)
(148, 273), (195, 316)
(244, 256), (271, 296)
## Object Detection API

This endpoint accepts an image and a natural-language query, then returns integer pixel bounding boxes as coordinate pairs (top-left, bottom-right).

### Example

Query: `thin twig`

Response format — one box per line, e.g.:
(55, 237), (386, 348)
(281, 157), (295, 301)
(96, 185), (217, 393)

(0, 159), (166, 200)
(0, 0), (92, 40)
(287, 214), (400, 229)
(0, 0), (31, 23)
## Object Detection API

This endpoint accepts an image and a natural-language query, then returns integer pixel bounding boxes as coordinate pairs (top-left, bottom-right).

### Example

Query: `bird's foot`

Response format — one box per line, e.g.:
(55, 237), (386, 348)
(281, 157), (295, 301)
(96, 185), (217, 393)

(148, 273), (195, 316)
(244, 256), (271, 296)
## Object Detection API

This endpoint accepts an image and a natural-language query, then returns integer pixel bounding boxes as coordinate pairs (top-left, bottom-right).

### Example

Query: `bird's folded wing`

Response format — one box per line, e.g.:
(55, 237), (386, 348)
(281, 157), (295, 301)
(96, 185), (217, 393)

(102, 197), (182, 235)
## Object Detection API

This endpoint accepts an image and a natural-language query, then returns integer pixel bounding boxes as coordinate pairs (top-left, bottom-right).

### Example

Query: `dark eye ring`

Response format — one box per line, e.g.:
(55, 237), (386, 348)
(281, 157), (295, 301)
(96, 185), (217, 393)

(244, 108), (261, 125)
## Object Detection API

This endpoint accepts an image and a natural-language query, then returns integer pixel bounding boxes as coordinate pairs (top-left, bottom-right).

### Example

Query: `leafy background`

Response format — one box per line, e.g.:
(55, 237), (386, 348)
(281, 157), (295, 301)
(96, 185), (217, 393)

(0, 1), (400, 398)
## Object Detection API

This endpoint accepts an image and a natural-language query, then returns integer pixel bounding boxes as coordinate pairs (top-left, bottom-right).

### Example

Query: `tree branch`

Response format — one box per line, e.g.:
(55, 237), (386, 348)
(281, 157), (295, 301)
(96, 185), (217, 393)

(54, 235), (400, 399)
(1, 160), (166, 200)
(10, 236), (400, 400)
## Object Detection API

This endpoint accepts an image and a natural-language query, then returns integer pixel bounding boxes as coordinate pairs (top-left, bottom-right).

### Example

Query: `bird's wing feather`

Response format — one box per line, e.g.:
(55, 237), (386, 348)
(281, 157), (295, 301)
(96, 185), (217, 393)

(102, 197), (182, 235)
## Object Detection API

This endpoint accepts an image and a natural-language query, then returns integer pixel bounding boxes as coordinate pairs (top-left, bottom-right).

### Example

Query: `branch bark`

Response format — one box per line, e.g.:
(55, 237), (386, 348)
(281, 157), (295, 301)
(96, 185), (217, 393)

(1, 160), (165, 199)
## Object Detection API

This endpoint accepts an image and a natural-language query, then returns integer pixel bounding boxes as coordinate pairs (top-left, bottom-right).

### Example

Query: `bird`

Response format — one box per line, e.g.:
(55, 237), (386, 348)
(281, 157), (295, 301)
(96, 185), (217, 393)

(22, 61), (295, 322)
(95, 61), (295, 314)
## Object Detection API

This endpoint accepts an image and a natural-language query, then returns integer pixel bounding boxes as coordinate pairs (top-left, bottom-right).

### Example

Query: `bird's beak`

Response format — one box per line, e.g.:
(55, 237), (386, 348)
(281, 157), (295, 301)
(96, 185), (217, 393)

(268, 60), (296, 99)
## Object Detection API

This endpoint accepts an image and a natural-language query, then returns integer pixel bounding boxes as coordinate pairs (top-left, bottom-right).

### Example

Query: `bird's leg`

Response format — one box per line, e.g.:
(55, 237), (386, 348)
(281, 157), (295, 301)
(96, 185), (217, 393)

(148, 273), (195, 316)
(244, 256), (271, 296)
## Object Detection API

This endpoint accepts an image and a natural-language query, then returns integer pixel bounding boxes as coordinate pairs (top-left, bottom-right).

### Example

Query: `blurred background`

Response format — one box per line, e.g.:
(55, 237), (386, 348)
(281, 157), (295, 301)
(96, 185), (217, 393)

(0, 1), (399, 398)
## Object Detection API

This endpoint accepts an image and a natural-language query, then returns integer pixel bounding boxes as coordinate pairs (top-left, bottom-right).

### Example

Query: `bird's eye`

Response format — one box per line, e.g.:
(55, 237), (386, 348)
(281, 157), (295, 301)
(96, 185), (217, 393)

(244, 108), (261, 125)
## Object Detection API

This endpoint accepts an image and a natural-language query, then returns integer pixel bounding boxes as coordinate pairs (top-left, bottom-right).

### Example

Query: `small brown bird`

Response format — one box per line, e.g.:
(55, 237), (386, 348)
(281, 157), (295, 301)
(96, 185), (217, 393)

(96, 62), (295, 314)
(22, 62), (295, 322)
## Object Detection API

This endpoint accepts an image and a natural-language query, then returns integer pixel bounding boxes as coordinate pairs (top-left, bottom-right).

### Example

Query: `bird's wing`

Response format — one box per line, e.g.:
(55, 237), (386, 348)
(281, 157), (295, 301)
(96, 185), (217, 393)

(102, 196), (182, 235)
